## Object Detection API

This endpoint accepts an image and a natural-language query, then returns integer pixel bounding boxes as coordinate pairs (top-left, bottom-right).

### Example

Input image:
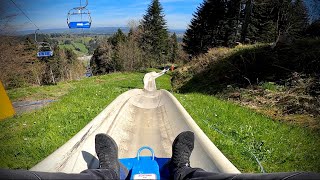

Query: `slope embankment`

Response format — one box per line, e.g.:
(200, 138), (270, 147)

(172, 40), (320, 129)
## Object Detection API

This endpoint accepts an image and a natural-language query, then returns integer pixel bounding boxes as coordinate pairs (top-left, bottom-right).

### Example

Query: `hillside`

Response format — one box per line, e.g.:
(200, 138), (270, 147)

(0, 35), (85, 89)
(172, 40), (320, 130)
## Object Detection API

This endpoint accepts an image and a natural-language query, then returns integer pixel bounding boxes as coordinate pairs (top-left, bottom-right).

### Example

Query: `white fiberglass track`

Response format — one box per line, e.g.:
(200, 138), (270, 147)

(31, 88), (240, 174)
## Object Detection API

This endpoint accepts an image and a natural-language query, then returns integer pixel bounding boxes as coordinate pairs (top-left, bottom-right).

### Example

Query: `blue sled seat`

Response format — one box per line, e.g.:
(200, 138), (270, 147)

(37, 51), (53, 57)
(119, 146), (170, 179)
(68, 21), (91, 28)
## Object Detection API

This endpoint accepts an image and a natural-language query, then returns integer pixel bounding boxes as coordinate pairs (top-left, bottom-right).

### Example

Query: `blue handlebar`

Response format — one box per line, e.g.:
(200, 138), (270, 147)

(137, 146), (155, 160)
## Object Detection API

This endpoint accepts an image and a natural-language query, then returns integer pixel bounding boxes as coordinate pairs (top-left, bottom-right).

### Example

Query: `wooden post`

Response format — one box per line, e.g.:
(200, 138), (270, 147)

(50, 68), (56, 84)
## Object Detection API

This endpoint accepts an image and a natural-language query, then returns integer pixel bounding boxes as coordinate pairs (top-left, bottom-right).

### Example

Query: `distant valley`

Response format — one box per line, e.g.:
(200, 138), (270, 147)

(17, 27), (186, 36)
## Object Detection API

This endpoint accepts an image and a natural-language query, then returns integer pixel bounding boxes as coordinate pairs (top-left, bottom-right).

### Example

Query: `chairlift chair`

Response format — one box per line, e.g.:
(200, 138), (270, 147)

(37, 42), (54, 57)
(34, 29), (54, 58)
(67, 8), (92, 29)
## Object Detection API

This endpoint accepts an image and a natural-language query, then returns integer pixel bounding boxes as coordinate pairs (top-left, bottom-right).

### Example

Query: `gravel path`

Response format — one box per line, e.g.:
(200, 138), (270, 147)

(12, 100), (56, 115)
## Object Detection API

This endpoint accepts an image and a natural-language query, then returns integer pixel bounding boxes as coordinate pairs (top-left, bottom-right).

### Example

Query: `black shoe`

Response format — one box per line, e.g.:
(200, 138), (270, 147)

(169, 131), (195, 172)
(95, 133), (120, 178)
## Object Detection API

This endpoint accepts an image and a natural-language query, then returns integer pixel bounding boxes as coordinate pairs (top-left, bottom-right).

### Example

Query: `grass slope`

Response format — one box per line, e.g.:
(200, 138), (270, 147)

(58, 42), (89, 56)
(1, 72), (160, 169)
(0, 72), (319, 173)
(73, 42), (89, 54)
(175, 93), (320, 173)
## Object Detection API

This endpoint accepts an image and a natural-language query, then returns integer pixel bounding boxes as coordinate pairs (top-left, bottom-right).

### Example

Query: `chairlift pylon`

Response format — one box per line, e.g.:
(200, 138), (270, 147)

(67, 0), (92, 29)
(34, 29), (54, 58)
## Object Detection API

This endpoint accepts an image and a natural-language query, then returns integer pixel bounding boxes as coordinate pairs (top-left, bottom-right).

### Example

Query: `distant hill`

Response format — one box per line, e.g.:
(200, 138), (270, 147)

(17, 27), (185, 36)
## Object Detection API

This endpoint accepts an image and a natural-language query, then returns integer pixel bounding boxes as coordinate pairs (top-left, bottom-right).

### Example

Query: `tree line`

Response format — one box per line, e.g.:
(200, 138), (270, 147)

(0, 36), (85, 88)
(183, 0), (319, 56)
(90, 0), (185, 75)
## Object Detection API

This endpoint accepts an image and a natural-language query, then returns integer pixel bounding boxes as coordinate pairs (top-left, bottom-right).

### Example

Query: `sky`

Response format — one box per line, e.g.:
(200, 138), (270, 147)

(1, 0), (203, 31)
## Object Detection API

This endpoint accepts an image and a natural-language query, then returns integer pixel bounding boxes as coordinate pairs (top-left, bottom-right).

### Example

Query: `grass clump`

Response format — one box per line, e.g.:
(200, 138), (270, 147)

(261, 82), (279, 91)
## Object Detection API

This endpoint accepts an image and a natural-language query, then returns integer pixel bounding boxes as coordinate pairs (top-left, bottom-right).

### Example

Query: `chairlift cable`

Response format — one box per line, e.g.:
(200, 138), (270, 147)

(10, 0), (53, 58)
(9, 0), (39, 29)
(80, 0), (83, 22)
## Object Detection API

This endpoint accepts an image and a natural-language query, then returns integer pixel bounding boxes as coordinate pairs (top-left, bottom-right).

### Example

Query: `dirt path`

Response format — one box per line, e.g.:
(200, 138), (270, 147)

(12, 100), (56, 115)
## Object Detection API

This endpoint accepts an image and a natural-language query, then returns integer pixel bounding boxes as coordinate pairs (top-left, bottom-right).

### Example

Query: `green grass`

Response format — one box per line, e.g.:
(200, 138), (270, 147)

(1, 72), (319, 173)
(73, 42), (89, 54)
(58, 44), (74, 50)
(261, 82), (281, 92)
(175, 93), (320, 173)
(58, 42), (89, 56)
(0, 72), (171, 169)
(77, 37), (92, 44)
(7, 83), (74, 101)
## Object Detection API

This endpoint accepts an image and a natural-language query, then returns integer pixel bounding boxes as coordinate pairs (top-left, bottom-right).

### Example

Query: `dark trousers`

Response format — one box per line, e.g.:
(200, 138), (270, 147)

(0, 169), (117, 180)
(1, 168), (320, 180)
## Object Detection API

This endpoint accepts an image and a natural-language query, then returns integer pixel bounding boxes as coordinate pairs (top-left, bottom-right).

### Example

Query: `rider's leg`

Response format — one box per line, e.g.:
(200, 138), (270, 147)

(0, 133), (120, 180)
(0, 168), (117, 180)
(180, 168), (320, 180)
(169, 131), (320, 180)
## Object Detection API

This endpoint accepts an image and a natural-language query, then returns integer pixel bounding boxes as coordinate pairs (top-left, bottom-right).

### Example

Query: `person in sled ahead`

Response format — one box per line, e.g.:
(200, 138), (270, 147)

(0, 131), (319, 180)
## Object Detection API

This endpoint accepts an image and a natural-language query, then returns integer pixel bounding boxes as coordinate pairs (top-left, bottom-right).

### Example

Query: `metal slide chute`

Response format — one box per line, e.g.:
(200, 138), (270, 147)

(31, 71), (240, 176)
(67, 0), (92, 29)
(34, 29), (53, 58)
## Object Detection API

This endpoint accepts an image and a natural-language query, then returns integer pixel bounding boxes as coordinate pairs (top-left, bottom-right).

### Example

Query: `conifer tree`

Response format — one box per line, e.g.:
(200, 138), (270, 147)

(221, 0), (242, 46)
(183, 0), (241, 56)
(287, 0), (309, 37)
(107, 28), (127, 70)
(246, 0), (277, 42)
(140, 0), (169, 66)
(108, 28), (127, 47)
(240, 0), (252, 43)
(90, 43), (118, 75)
(169, 33), (178, 63)
(183, 1), (215, 56)
(236, 0), (308, 43)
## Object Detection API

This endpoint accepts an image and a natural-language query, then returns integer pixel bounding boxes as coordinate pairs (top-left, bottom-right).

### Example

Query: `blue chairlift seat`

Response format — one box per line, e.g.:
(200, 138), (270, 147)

(37, 51), (54, 57)
(67, 7), (92, 29)
(85, 72), (93, 77)
(68, 21), (91, 29)
(37, 42), (53, 58)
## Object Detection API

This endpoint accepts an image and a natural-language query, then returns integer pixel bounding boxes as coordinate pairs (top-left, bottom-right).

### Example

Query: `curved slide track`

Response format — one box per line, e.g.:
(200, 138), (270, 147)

(31, 71), (240, 174)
